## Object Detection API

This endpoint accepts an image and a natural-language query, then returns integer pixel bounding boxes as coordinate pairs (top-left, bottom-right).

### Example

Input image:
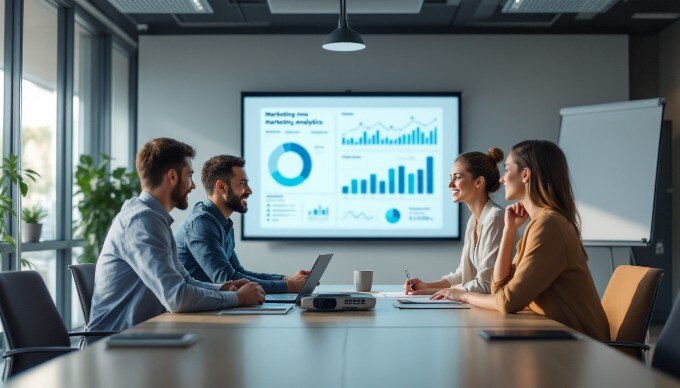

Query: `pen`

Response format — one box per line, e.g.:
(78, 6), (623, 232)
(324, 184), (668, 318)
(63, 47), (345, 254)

(405, 269), (415, 293)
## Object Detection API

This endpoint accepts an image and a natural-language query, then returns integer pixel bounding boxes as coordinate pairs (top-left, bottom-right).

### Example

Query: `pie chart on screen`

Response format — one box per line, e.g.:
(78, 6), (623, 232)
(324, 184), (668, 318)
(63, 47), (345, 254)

(268, 142), (312, 187)
(385, 208), (401, 224)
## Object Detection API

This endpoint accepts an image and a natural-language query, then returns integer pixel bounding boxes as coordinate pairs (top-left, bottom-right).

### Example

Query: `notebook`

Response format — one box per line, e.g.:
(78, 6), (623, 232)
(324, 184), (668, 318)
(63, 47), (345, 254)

(396, 297), (461, 304)
(106, 333), (198, 347)
(218, 305), (294, 315)
(392, 301), (470, 309)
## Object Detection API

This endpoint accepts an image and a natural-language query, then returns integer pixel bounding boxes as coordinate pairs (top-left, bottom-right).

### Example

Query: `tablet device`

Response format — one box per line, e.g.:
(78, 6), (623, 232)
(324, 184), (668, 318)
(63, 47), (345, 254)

(106, 333), (198, 347)
(478, 329), (577, 341)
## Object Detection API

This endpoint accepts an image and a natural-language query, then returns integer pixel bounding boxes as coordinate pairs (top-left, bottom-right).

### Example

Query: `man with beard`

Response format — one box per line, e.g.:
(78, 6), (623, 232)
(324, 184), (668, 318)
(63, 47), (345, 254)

(88, 139), (265, 332)
(175, 155), (309, 294)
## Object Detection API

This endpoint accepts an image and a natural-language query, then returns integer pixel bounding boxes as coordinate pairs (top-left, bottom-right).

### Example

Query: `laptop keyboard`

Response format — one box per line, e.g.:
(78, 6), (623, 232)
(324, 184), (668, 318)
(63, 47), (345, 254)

(266, 294), (297, 301)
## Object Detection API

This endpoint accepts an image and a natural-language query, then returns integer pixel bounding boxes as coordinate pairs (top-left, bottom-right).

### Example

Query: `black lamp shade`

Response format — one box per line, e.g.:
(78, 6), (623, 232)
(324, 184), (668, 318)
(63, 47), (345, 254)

(322, 22), (365, 51)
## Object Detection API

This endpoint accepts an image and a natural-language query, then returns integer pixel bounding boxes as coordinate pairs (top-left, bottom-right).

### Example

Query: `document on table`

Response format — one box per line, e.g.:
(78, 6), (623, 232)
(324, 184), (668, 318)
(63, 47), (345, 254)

(396, 297), (461, 304)
(381, 292), (430, 298)
(218, 305), (294, 315)
(393, 301), (470, 309)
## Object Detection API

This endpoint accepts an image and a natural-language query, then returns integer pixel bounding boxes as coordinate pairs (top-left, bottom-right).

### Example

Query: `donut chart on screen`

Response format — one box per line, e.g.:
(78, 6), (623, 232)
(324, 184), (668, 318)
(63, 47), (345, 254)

(268, 142), (312, 187)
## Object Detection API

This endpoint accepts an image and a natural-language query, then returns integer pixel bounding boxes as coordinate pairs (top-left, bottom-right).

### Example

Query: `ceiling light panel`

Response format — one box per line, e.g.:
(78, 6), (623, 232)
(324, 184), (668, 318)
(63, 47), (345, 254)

(268, 0), (423, 14)
(502, 0), (619, 14)
(631, 13), (680, 20)
(107, 0), (213, 14)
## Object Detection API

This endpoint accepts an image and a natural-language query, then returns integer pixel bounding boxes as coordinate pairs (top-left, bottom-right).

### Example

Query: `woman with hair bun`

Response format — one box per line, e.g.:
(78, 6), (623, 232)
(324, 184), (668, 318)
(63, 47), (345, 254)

(405, 147), (505, 295)
(431, 140), (609, 340)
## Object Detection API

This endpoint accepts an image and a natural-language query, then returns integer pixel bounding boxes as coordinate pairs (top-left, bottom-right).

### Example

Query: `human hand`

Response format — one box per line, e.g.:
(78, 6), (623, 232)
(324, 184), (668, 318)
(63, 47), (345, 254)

(220, 278), (251, 291)
(505, 202), (529, 231)
(220, 281), (236, 291)
(403, 278), (429, 294)
(285, 270), (310, 293)
(283, 269), (311, 281)
(232, 279), (251, 289)
(409, 288), (442, 295)
(430, 287), (467, 302)
(236, 282), (265, 306)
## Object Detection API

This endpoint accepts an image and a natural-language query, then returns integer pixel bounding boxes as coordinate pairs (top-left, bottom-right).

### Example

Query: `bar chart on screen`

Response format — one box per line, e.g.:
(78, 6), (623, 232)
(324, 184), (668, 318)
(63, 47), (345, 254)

(340, 156), (434, 195)
(340, 117), (439, 146)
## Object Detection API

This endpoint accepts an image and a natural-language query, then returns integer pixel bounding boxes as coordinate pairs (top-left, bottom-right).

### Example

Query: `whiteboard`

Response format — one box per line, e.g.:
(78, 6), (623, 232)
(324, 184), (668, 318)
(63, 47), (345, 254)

(558, 99), (664, 246)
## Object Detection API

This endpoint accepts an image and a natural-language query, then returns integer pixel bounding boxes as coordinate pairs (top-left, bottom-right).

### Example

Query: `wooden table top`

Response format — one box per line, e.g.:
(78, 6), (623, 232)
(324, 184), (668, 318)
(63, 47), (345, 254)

(7, 286), (680, 388)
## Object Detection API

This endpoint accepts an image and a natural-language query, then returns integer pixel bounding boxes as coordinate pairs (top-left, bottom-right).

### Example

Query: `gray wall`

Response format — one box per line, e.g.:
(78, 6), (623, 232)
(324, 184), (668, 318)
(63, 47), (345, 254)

(659, 20), (680, 299)
(138, 34), (628, 286)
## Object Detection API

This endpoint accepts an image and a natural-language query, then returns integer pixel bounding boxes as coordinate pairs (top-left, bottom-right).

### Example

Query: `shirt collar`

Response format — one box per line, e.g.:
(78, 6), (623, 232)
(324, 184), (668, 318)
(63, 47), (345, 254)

(474, 198), (499, 235)
(203, 199), (232, 230)
(479, 198), (498, 225)
(139, 191), (174, 225)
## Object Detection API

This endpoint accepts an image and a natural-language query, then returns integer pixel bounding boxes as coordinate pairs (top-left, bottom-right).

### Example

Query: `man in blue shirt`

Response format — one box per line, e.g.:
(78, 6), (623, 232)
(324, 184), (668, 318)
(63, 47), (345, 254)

(175, 155), (309, 294)
(89, 139), (265, 332)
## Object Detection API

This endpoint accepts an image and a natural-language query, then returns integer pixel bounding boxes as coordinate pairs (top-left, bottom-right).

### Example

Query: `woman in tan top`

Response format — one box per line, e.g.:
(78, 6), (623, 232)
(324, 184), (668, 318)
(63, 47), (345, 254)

(405, 148), (505, 295)
(432, 140), (610, 341)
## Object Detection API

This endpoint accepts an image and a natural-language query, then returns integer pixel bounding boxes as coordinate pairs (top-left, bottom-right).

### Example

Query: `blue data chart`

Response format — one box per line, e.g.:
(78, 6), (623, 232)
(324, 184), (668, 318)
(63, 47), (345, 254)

(341, 211), (374, 221)
(342, 156), (434, 195)
(385, 209), (401, 224)
(308, 206), (329, 216)
(268, 142), (312, 187)
(242, 94), (460, 239)
(341, 117), (438, 146)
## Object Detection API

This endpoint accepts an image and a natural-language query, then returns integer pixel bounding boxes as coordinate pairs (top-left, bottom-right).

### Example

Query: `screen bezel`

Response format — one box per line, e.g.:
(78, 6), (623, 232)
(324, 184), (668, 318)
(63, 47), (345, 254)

(240, 91), (462, 241)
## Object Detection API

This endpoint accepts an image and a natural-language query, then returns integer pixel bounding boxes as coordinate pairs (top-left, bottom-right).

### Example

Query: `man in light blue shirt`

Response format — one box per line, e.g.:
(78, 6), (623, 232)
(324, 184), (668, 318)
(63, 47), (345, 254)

(175, 155), (309, 293)
(89, 138), (265, 332)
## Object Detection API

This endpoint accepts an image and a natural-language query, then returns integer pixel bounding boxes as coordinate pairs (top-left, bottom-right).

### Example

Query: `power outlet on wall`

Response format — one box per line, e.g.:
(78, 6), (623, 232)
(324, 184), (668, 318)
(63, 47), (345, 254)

(655, 241), (665, 255)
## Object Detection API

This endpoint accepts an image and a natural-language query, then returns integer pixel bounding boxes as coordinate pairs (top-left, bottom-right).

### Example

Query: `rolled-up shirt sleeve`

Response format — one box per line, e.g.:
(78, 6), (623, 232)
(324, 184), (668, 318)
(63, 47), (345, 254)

(123, 213), (238, 312)
(442, 262), (463, 286)
(184, 216), (287, 293)
(492, 263), (516, 294)
(230, 250), (285, 281)
(493, 218), (566, 314)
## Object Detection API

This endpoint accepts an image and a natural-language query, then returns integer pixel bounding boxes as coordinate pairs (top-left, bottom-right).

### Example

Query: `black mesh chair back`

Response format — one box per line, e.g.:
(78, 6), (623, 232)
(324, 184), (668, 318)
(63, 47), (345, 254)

(0, 271), (70, 378)
(68, 264), (96, 326)
(652, 295), (680, 380)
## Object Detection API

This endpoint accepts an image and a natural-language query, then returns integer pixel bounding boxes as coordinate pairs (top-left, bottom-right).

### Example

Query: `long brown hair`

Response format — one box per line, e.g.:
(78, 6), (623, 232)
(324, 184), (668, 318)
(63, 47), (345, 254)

(510, 140), (582, 237)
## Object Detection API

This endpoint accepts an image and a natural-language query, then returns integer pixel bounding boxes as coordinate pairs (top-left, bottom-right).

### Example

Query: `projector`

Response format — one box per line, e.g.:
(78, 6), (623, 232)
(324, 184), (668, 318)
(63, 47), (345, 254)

(300, 293), (376, 311)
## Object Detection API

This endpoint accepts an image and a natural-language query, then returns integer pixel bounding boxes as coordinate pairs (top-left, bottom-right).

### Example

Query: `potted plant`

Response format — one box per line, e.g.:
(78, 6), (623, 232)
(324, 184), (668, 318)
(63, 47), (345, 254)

(75, 153), (140, 263)
(0, 155), (40, 247)
(21, 205), (47, 243)
(0, 155), (40, 269)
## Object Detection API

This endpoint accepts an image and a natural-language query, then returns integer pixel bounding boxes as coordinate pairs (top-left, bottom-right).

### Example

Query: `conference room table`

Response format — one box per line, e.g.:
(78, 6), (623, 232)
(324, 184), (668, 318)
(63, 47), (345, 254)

(7, 285), (680, 388)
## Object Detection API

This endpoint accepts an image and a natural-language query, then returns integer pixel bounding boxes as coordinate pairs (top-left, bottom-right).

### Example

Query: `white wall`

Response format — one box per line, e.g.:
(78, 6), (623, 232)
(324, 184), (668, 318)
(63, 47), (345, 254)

(138, 34), (628, 286)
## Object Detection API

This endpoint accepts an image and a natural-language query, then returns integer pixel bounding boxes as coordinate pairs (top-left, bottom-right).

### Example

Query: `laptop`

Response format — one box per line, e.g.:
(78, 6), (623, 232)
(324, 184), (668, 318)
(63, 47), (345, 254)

(265, 254), (333, 304)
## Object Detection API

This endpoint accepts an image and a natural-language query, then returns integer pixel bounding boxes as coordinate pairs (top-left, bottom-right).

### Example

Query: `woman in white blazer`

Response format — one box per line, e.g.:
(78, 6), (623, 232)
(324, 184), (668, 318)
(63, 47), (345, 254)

(405, 148), (505, 295)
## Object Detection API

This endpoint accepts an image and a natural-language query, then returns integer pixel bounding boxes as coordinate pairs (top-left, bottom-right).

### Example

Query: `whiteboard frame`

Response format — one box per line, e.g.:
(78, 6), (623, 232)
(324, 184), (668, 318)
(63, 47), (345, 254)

(557, 98), (665, 247)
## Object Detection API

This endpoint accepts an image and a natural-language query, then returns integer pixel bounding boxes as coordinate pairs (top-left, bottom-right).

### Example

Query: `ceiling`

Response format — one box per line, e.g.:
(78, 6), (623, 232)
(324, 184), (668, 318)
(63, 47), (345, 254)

(90, 0), (680, 36)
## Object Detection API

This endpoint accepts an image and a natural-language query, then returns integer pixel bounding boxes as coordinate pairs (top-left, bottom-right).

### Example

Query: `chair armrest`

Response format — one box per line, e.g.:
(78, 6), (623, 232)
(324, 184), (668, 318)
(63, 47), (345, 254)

(603, 341), (650, 351)
(3, 347), (77, 358)
(68, 330), (119, 337)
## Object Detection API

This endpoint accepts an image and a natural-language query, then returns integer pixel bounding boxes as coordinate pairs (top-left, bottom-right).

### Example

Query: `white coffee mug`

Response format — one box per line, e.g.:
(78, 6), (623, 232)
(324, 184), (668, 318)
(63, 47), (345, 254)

(354, 270), (374, 292)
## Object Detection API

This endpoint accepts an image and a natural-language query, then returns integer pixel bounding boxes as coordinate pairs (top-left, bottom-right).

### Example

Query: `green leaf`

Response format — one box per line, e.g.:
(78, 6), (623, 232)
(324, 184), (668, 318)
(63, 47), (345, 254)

(19, 181), (28, 197)
(73, 152), (139, 263)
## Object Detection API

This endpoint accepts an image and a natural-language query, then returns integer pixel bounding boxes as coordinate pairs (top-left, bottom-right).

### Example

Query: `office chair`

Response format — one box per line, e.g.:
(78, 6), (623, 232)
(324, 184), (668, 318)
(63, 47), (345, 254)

(601, 265), (663, 362)
(0, 271), (110, 380)
(651, 293), (680, 379)
(68, 264), (118, 347)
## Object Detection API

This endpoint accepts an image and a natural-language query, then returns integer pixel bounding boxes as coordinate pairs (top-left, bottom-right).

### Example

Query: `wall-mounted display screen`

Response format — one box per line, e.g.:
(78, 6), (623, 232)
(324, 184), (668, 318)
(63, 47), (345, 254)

(242, 93), (460, 240)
